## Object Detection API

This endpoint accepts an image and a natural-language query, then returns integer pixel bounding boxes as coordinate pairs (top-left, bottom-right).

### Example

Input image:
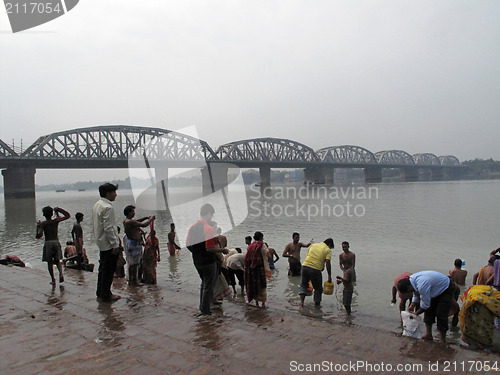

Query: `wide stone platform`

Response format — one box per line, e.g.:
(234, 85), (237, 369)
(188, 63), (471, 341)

(0, 265), (496, 374)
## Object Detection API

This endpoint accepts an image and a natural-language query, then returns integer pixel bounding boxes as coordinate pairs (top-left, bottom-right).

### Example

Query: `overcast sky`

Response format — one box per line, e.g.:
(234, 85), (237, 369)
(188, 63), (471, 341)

(1, 1), (499, 185)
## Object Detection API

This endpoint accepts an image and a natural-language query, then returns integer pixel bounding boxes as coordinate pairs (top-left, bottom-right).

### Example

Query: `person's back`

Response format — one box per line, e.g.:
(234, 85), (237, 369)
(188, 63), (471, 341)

(186, 221), (217, 266)
(302, 242), (330, 271)
(474, 257), (496, 285)
(449, 259), (467, 286)
(64, 243), (77, 259)
(41, 220), (61, 241)
(227, 252), (245, 270)
(480, 264), (494, 285)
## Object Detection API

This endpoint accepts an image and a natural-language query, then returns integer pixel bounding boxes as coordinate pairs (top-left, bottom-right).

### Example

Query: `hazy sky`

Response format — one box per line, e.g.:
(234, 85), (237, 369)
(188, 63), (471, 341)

(1, 1), (500, 185)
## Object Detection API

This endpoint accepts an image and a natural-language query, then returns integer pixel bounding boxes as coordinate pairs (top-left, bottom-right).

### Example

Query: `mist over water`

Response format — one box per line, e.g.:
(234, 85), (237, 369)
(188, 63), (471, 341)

(1, 179), (499, 338)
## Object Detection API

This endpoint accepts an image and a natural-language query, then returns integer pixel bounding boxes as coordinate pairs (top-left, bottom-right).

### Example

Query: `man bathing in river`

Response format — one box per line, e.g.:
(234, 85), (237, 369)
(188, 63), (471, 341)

(36, 206), (70, 285)
(71, 212), (85, 267)
(283, 232), (313, 276)
(123, 205), (155, 286)
(339, 241), (356, 282)
(167, 223), (181, 256)
(449, 258), (467, 286)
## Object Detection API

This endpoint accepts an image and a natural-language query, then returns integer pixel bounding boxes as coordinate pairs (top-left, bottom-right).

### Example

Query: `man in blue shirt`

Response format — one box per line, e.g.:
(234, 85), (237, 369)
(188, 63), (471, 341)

(397, 270), (456, 342)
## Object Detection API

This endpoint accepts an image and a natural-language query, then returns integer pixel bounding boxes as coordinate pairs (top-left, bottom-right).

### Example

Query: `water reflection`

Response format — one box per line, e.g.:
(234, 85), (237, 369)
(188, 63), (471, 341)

(192, 317), (223, 350)
(125, 284), (147, 311)
(4, 198), (36, 225)
(284, 276), (300, 302)
(244, 306), (274, 327)
(96, 302), (125, 347)
(2, 198), (38, 259)
(64, 267), (89, 286)
(399, 339), (457, 362)
(168, 255), (180, 285)
(299, 305), (325, 320)
(46, 285), (66, 310)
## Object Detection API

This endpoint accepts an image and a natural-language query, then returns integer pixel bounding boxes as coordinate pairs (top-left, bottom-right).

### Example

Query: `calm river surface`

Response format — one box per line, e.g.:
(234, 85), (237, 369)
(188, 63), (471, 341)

(1, 179), (499, 339)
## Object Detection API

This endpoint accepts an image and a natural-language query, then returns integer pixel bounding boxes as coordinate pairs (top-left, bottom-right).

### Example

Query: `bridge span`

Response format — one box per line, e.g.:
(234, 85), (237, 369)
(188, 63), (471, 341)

(0, 126), (462, 199)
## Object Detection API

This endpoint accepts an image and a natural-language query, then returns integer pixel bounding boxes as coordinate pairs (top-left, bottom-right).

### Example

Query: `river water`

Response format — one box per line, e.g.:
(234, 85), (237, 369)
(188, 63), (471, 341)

(1, 179), (499, 341)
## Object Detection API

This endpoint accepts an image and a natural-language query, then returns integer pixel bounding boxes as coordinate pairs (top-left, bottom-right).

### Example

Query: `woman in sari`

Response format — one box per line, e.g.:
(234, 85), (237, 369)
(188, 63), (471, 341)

(142, 222), (160, 285)
(244, 231), (271, 308)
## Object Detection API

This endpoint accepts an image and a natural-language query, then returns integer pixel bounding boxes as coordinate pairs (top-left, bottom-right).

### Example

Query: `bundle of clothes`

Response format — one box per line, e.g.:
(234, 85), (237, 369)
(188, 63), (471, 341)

(459, 285), (500, 349)
(0, 255), (25, 267)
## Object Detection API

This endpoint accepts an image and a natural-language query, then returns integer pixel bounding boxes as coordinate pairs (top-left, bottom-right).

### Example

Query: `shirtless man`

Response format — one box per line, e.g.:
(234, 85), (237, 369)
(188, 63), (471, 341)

(282, 232), (313, 276)
(36, 206), (70, 285)
(123, 205), (155, 285)
(267, 246), (279, 270)
(167, 223), (181, 256)
(63, 241), (78, 264)
(339, 241), (356, 282)
(71, 212), (84, 266)
(473, 256), (496, 285)
(449, 258), (467, 326)
(449, 258), (467, 286)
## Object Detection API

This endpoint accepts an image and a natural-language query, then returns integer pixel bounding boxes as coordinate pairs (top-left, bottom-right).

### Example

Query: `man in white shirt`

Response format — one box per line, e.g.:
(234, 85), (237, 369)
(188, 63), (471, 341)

(397, 270), (456, 342)
(92, 183), (121, 302)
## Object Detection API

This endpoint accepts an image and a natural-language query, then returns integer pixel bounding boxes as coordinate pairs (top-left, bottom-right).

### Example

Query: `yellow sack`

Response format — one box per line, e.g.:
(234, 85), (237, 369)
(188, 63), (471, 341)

(305, 281), (313, 296)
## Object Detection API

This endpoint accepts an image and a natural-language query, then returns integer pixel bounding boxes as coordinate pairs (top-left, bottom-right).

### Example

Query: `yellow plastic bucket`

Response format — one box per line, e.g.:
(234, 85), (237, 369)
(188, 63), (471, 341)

(323, 280), (334, 295)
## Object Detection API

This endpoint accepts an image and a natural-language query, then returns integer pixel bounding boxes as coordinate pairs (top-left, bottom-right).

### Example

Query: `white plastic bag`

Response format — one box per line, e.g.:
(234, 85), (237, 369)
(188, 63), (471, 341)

(401, 311), (424, 339)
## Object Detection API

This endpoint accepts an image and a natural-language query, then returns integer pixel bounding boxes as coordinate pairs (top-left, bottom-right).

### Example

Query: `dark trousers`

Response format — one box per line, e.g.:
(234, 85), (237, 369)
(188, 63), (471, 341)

(195, 262), (217, 314)
(289, 262), (301, 276)
(96, 249), (118, 300)
(299, 266), (323, 304)
(228, 268), (244, 287)
(424, 279), (456, 332)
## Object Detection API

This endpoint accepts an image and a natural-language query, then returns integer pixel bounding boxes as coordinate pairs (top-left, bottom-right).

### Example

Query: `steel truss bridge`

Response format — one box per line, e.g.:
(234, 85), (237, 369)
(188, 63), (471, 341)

(0, 125), (462, 198)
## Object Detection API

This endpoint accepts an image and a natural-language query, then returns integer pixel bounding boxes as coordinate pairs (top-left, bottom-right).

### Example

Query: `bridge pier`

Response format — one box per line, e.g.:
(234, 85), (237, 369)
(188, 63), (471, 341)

(201, 164), (229, 195)
(400, 167), (419, 182)
(259, 166), (271, 187)
(443, 167), (461, 181)
(303, 167), (317, 184)
(429, 167), (443, 181)
(2, 167), (36, 199)
(304, 167), (334, 184)
(364, 167), (382, 183)
(323, 167), (334, 184)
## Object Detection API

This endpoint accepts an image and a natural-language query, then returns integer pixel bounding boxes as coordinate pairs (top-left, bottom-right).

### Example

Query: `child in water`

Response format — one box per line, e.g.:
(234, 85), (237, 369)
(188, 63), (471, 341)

(337, 259), (354, 315)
